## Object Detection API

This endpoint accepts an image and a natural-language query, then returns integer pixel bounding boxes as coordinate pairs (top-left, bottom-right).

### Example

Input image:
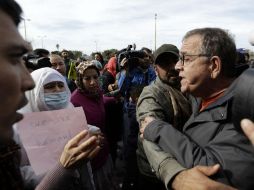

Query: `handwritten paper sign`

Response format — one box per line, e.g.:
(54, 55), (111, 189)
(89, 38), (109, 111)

(16, 107), (87, 175)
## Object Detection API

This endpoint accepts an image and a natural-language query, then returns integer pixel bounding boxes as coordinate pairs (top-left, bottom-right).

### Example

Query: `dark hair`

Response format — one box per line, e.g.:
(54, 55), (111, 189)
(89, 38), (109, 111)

(61, 49), (69, 54)
(141, 47), (152, 54)
(94, 52), (105, 65)
(183, 28), (237, 77)
(33, 48), (49, 57)
(236, 52), (246, 64)
(51, 51), (60, 55)
(0, 0), (23, 26)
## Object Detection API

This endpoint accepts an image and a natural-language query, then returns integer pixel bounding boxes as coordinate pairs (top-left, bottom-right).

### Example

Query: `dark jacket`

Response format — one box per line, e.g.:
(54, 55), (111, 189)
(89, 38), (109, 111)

(144, 84), (254, 189)
(136, 78), (191, 178)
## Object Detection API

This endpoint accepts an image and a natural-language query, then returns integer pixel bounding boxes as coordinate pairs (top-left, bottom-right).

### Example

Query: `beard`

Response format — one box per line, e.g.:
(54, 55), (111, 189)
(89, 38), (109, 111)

(158, 69), (181, 89)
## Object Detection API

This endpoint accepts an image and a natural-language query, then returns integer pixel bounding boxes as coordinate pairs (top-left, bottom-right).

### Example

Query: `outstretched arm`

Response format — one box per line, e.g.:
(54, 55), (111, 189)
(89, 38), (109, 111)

(142, 139), (185, 189)
(36, 130), (100, 190)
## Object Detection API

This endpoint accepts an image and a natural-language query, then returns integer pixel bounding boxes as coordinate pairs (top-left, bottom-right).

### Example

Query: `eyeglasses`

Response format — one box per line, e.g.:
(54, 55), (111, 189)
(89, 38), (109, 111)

(179, 54), (210, 66)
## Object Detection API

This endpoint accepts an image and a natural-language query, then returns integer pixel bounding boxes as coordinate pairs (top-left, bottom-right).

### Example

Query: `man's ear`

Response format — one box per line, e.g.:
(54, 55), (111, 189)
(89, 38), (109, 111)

(209, 56), (221, 79)
(154, 64), (158, 74)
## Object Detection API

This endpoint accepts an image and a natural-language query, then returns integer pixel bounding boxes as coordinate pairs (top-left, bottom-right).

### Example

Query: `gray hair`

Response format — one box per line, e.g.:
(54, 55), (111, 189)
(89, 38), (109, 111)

(183, 27), (237, 77)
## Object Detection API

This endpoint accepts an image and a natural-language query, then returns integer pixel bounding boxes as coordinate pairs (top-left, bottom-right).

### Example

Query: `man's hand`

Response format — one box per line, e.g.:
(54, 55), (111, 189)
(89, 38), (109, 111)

(172, 164), (237, 190)
(60, 130), (100, 168)
(241, 119), (254, 145)
(139, 116), (155, 138)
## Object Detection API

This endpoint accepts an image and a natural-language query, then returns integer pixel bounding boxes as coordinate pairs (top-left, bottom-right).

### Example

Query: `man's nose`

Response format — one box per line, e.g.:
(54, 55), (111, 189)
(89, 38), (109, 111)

(90, 79), (96, 85)
(56, 65), (61, 70)
(175, 60), (183, 71)
(22, 65), (35, 91)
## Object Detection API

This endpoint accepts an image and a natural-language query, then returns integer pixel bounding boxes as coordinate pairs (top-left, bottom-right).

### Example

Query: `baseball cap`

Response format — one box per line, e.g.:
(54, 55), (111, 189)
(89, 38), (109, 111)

(154, 44), (179, 64)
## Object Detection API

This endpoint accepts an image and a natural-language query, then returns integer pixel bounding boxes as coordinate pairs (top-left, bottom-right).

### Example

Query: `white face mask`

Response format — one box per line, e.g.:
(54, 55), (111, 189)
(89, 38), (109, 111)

(44, 91), (68, 110)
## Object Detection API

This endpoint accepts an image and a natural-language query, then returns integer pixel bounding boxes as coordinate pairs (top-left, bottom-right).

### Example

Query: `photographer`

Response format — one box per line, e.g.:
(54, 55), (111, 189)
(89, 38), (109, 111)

(116, 45), (156, 189)
(117, 46), (156, 101)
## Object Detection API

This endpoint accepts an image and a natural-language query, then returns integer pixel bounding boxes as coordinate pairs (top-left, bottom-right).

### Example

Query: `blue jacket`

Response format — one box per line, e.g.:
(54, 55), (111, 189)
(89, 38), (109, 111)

(118, 65), (156, 98)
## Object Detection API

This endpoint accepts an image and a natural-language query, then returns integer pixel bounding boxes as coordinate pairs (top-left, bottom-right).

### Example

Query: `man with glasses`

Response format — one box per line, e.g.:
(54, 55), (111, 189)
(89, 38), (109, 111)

(140, 28), (254, 189)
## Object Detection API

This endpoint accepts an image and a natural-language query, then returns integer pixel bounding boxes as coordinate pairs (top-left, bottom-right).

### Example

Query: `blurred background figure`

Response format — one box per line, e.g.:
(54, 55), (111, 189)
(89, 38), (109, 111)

(50, 54), (77, 92)
(94, 52), (105, 67)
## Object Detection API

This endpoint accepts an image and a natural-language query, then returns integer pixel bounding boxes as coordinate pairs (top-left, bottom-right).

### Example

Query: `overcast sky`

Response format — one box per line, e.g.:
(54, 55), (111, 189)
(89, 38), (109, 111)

(16, 0), (254, 55)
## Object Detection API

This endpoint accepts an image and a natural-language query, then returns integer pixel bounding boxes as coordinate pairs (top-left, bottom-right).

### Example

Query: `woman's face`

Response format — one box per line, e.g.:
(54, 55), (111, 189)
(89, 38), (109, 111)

(43, 81), (66, 93)
(42, 81), (68, 110)
(95, 54), (102, 62)
(82, 68), (99, 93)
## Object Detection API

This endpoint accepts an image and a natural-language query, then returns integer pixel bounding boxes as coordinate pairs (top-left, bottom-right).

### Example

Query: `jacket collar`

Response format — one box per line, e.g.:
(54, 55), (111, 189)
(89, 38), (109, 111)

(184, 83), (234, 128)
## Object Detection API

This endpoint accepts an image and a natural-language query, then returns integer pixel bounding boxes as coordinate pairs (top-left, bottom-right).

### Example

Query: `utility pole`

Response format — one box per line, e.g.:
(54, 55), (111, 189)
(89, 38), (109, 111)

(38, 35), (47, 48)
(56, 44), (60, 51)
(154, 13), (157, 52)
(23, 18), (31, 40)
(95, 41), (98, 52)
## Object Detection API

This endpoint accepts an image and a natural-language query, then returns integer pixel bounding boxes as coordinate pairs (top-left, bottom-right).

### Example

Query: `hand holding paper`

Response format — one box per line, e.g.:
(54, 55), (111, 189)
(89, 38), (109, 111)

(60, 130), (100, 168)
(17, 107), (96, 175)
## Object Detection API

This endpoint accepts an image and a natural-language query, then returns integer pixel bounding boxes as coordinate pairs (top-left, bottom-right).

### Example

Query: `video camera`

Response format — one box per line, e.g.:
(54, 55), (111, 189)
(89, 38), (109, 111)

(23, 53), (51, 71)
(117, 44), (146, 72)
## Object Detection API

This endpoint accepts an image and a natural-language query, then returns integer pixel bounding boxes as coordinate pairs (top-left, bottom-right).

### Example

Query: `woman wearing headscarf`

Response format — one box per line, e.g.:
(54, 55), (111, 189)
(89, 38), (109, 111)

(14, 67), (98, 190)
(71, 61), (116, 190)
(20, 67), (73, 113)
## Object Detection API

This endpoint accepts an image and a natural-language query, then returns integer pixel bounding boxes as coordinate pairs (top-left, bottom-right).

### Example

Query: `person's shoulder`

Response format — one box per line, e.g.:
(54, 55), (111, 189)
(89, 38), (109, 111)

(147, 79), (167, 94)
(141, 84), (153, 94)
(138, 82), (161, 100)
(71, 88), (78, 95)
(70, 89), (82, 99)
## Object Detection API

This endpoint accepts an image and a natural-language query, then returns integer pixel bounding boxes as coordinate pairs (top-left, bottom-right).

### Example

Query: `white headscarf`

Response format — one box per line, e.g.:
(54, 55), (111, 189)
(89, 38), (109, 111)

(19, 67), (73, 113)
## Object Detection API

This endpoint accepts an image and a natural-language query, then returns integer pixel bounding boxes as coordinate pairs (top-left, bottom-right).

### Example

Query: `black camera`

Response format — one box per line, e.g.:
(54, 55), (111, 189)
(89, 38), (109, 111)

(117, 45), (146, 71)
(23, 53), (51, 71)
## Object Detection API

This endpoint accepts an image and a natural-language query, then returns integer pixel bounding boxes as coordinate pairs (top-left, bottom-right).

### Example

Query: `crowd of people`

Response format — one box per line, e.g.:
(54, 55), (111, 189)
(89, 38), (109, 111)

(1, 0), (254, 190)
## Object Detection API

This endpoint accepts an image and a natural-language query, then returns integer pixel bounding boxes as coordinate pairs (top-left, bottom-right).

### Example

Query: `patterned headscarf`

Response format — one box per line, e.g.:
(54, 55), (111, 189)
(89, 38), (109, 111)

(76, 61), (100, 91)
(76, 61), (101, 99)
